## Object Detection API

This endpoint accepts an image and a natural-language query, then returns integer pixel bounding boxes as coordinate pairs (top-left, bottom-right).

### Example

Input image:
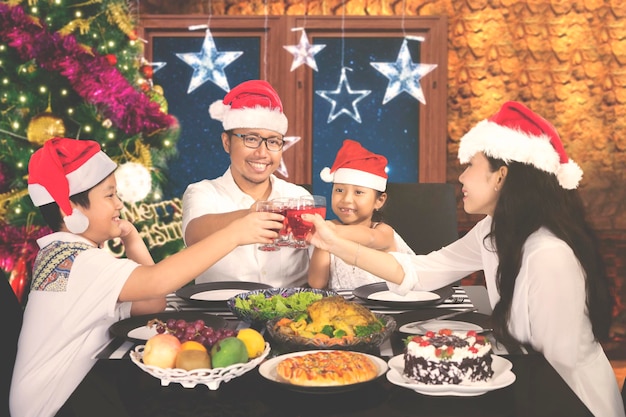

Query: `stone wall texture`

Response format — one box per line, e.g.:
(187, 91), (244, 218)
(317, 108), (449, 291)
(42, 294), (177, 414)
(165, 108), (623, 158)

(138, 0), (626, 337)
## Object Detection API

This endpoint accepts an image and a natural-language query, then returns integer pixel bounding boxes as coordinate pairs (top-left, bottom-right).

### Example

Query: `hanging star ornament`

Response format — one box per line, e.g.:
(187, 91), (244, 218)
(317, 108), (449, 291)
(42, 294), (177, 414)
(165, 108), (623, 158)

(370, 38), (437, 105)
(283, 29), (326, 71)
(176, 29), (243, 93)
(315, 67), (372, 123)
(276, 136), (302, 178)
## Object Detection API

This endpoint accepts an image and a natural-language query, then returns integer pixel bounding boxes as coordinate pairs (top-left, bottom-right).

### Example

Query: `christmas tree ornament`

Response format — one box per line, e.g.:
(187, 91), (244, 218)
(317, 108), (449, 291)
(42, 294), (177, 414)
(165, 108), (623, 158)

(115, 162), (152, 203)
(370, 37), (437, 105)
(176, 29), (243, 93)
(8, 250), (27, 304)
(315, 67), (371, 123)
(283, 28), (326, 72)
(140, 64), (154, 79)
(26, 110), (66, 146)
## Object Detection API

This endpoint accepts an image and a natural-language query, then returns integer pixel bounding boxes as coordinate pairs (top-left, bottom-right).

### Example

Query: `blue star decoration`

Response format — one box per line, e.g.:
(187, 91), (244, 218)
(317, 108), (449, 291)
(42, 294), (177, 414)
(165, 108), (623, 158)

(370, 38), (437, 105)
(276, 136), (302, 178)
(176, 29), (243, 93)
(283, 29), (326, 72)
(315, 67), (372, 124)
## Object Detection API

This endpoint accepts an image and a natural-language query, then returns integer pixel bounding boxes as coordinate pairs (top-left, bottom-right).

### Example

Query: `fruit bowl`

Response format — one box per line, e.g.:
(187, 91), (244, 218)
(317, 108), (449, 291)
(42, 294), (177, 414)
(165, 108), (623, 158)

(227, 287), (338, 324)
(129, 342), (271, 389)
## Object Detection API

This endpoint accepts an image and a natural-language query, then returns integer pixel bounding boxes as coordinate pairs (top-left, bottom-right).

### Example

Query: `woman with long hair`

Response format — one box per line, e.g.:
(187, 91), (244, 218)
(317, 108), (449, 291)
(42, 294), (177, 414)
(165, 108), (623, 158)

(303, 101), (623, 416)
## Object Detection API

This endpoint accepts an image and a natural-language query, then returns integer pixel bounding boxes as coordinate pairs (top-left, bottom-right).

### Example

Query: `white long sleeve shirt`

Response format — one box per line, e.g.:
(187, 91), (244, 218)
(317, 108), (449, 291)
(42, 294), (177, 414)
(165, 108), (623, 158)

(388, 216), (624, 417)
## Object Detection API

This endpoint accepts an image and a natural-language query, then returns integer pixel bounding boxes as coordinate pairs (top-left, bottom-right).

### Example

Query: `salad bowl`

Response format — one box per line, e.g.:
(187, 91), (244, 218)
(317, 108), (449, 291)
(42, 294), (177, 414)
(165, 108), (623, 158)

(227, 287), (337, 324)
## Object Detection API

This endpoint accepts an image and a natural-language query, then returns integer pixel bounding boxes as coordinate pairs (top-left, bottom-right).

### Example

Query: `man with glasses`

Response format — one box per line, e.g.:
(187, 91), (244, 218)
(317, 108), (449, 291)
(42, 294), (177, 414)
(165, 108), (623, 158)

(182, 80), (311, 286)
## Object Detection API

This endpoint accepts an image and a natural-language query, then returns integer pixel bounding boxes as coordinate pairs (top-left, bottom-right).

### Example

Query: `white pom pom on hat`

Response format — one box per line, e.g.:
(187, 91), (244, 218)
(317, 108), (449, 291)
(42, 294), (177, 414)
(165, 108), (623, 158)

(320, 139), (388, 192)
(208, 79), (288, 135)
(28, 137), (117, 233)
(458, 101), (582, 189)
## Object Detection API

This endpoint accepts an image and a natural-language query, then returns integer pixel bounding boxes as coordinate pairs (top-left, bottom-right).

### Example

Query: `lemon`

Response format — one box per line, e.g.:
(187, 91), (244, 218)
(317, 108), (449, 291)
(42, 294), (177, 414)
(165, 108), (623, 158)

(236, 328), (266, 359)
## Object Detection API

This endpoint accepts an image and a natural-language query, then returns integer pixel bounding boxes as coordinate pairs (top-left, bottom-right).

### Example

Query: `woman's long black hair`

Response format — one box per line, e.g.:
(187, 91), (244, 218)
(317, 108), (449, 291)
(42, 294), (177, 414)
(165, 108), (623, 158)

(486, 156), (613, 349)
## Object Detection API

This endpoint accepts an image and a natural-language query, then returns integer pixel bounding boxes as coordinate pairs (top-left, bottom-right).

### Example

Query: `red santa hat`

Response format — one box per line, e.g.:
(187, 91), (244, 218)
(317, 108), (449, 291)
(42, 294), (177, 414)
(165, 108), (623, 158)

(208, 79), (288, 135)
(458, 101), (582, 189)
(28, 137), (117, 233)
(320, 139), (388, 192)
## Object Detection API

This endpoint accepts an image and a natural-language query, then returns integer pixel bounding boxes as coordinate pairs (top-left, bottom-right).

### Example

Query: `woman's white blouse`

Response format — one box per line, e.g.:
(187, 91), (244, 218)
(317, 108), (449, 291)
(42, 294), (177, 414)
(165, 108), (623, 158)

(389, 216), (625, 417)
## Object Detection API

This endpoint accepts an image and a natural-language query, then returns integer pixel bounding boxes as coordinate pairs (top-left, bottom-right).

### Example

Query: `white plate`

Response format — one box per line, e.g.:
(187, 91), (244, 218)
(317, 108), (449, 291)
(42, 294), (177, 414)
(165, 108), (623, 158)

(367, 290), (440, 302)
(127, 326), (159, 340)
(399, 320), (484, 335)
(386, 354), (515, 396)
(258, 350), (388, 393)
(190, 289), (248, 301)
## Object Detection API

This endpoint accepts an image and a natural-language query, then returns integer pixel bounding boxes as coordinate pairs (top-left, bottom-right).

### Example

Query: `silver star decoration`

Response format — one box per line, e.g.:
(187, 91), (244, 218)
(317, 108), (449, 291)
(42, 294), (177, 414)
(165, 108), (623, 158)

(283, 29), (326, 71)
(176, 29), (243, 93)
(370, 38), (437, 105)
(276, 136), (302, 178)
(315, 67), (372, 123)
(150, 62), (167, 73)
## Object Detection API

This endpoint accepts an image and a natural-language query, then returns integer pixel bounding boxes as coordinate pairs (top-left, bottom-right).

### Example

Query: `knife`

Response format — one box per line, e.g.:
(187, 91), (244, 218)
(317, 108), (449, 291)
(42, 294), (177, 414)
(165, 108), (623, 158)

(404, 307), (479, 329)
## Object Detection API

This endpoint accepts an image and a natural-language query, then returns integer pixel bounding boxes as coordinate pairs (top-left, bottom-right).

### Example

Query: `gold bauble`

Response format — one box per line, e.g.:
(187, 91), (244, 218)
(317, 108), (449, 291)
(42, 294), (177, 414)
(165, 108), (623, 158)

(27, 112), (66, 146)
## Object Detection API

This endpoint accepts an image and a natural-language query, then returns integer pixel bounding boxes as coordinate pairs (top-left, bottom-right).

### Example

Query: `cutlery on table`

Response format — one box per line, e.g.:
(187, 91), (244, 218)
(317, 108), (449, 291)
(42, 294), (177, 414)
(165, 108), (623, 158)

(404, 307), (479, 331)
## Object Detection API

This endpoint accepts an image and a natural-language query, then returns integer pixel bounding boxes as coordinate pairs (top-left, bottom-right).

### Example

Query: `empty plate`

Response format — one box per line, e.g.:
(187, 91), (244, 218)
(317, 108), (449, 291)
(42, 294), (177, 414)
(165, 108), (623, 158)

(399, 320), (484, 335)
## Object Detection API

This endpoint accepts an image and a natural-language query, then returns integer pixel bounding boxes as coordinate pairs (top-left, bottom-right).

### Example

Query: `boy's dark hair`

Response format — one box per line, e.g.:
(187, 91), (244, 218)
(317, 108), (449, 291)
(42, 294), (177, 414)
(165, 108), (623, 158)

(38, 189), (91, 232)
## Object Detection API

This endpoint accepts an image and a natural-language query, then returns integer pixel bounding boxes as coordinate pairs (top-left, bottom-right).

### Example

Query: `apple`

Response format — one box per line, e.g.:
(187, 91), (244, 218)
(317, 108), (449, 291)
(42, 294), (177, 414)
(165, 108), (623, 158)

(142, 333), (181, 368)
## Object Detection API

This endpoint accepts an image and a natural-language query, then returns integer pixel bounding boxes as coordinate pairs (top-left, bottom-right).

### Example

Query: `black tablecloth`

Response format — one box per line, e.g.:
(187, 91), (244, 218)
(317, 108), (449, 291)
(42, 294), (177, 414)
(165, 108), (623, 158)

(56, 286), (592, 417)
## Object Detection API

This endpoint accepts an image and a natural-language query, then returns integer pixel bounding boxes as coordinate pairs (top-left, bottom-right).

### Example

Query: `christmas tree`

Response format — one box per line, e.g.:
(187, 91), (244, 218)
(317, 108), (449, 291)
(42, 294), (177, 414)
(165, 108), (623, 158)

(0, 0), (181, 304)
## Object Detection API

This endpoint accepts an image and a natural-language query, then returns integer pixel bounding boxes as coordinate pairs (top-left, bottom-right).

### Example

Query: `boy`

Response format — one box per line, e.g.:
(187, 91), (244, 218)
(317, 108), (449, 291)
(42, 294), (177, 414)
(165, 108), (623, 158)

(10, 137), (283, 417)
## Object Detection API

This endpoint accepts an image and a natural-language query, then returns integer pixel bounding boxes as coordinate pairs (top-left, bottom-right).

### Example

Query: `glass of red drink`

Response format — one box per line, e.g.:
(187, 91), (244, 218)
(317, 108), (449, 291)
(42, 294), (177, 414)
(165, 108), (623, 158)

(270, 197), (291, 246)
(286, 195), (326, 248)
(256, 200), (285, 251)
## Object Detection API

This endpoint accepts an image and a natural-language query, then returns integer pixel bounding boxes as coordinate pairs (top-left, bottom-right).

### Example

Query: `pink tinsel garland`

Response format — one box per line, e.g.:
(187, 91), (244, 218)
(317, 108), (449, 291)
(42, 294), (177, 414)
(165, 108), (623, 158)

(0, 222), (51, 272)
(0, 4), (176, 136)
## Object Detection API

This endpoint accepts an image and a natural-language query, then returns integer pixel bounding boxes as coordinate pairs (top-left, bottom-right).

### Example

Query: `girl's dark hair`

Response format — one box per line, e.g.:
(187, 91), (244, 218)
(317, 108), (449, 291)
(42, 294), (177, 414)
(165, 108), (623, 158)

(372, 190), (385, 223)
(486, 156), (612, 349)
(38, 190), (91, 232)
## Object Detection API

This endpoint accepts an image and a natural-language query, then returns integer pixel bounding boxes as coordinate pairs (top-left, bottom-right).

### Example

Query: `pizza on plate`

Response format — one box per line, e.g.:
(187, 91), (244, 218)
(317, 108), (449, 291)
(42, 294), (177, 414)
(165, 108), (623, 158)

(276, 350), (379, 386)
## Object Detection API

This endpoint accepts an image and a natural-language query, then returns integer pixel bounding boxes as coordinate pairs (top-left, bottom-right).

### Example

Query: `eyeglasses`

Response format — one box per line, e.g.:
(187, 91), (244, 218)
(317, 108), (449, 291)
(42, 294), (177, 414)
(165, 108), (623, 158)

(232, 133), (285, 152)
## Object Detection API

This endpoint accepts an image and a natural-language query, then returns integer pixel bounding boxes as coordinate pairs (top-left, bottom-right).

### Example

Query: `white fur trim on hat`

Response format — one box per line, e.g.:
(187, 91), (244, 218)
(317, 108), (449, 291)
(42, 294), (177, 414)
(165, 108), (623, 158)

(320, 167), (387, 192)
(458, 119), (582, 189)
(63, 208), (89, 234)
(221, 106), (288, 135)
(209, 100), (228, 122)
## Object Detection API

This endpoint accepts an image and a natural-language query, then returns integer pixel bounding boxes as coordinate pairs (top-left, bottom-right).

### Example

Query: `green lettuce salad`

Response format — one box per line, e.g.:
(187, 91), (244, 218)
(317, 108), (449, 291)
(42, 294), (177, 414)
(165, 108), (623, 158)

(234, 291), (324, 316)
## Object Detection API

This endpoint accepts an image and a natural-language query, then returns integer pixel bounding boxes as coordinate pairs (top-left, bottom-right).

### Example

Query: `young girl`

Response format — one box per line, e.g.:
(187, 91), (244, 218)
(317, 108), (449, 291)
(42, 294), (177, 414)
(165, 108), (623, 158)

(308, 139), (413, 290)
(304, 102), (623, 417)
(10, 138), (284, 417)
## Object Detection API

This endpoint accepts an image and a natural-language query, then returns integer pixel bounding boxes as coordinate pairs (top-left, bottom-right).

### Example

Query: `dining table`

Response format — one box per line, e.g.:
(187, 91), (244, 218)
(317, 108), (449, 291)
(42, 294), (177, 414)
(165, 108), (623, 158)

(55, 285), (593, 417)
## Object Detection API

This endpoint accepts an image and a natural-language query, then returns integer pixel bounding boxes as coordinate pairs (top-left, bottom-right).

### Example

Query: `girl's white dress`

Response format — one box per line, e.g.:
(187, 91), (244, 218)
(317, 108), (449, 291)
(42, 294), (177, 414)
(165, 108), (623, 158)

(329, 228), (415, 290)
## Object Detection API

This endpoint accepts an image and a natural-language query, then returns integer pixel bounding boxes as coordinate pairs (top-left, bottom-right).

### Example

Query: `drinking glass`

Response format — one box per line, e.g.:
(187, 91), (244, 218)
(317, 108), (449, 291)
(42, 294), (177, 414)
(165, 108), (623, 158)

(256, 200), (284, 251)
(285, 195), (326, 248)
(270, 197), (292, 246)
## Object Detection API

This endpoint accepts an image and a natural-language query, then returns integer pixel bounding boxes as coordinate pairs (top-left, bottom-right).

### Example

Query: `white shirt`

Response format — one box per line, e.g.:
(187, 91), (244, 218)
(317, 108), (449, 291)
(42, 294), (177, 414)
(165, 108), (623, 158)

(388, 216), (624, 417)
(182, 167), (311, 286)
(10, 233), (137, 417)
